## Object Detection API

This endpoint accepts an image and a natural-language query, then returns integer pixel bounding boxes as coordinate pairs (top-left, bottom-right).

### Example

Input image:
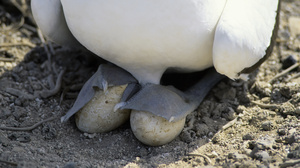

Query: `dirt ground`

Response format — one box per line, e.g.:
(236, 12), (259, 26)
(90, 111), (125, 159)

(0, 0), (299, 168)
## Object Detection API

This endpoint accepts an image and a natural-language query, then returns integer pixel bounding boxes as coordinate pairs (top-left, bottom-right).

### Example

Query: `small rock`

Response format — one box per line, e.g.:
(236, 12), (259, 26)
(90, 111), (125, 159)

(236, 105), (247, 114)
(180, 130), (193, 143)
(42, 124), (57, 140)
(5, 62), (13, 69)
(261, 121), (274, 131)
(138, 147), (148, 157)
(280, 83), (300, 99)
(289, 128), (297, 135)
(208, 132), (214, 139)
(271, 88), (283, 101)
(250, 145), (260, 159)
(243, 133), (255, 140)
(223, 107), (236, 121)
(287, 146), (300, 159)
(285, 135), (296, 144)
(282, 55), (298, 69)
(254, 151), (270, 162)
(195, 124), (209, 137)
(258, 140), (274, 150)
(254, 81), (272, 97)
(277, 128), (286, 136)
(83, 132), (96, 139)
(252, 138), (274, 150)
(32, 83), (43, 90)
(37, 148), (46, 155)
(8, 132), (31, 143)
(63, 162), (77, 168)
(12, 106), (27, 120)
(0, 108), (11, 119)
(295, 107), (300, 115)
(0, 132), (10, 147)
(14, 98), (23, 106)
(228, 152), (248, 162)
(272, 154), (283, 163)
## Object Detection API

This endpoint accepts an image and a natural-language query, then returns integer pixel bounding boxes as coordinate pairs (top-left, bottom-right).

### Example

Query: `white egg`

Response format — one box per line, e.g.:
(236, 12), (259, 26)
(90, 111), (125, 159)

(75, 84), (130, 133)
(130, 110), (186, 146)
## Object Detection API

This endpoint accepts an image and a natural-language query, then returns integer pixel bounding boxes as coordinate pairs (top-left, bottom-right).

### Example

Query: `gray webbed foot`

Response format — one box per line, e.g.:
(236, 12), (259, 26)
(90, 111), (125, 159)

(61, 64), (137, 122)
(119, 84), (194, 122)
(120, 68), (226, 122)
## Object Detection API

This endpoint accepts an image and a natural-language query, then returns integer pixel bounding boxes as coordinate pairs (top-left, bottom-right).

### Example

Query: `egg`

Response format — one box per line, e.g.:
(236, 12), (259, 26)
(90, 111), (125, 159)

(130, 110), (186, 146)
(75, 84), (130, 133)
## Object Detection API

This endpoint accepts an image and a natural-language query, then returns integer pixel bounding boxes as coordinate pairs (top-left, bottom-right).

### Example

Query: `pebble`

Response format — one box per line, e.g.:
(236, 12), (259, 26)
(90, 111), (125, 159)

(14, 98), (23, 106)
(228, 152), (248, 162)
(138, 147), (148, 157)
(250, 138), (274, 151)
(0, 132), (10, 147)
(277, 128), (286, 136)
(8, 132), (31, 143)
(0, 108), (11, 119)
(287, 146), (300, 159)
(288, 128), (297, 135)
(280, 83), (300, 99)
(254, 81), (272, 97)
(295, 107), (300, 115)
(285, 135), (296, 144)
(243, 133), (255, 140)
(32, 83), (43, 90)
(83, 133), (97, 139)
(63, 162), (77, 168)
(254, 151), (270, 162)
(261, 121), (274, 131)
(271, 88), (282, 101)
(12, 106), (27, 120)
(282, 55), (298, 69)
(5, 62), (14, 69)
(180, 130), (194, 143)
(236, 105), (247, 114)
(37, 148), (46, 155)
(195, 124), (210, 137)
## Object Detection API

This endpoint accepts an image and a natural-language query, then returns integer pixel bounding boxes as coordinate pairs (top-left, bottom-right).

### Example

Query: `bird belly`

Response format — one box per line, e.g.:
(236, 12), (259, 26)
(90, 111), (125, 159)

(61, 0), (226, 83)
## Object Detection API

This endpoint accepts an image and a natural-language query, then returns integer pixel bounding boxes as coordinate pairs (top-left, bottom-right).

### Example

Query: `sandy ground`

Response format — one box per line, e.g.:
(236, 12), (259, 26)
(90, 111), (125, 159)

(0, 0), (299, 167)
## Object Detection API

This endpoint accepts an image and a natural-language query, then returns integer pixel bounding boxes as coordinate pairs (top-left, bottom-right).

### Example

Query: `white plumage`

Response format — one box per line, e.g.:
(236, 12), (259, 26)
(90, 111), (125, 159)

(32, 0), (279, 83)
(31, 0), (280, 145)
(60, 0), (225, 84)
(31, 0), (81, 48)
(213, 0), (278, 79)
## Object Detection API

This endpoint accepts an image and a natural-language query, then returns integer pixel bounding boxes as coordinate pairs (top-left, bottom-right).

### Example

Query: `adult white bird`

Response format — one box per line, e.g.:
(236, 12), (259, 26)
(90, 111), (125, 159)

(31, 0), (280, 145)
(31, 0), (81, 48)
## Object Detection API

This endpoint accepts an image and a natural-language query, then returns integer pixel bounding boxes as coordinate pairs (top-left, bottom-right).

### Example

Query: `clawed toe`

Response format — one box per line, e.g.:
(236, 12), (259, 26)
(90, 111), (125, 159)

(61, 64), (137, 133)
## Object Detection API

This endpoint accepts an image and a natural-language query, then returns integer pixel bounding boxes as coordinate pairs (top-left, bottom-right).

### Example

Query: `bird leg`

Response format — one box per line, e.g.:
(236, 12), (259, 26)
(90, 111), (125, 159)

(61, 64), (137, 122)
(119, 68), (226, 122)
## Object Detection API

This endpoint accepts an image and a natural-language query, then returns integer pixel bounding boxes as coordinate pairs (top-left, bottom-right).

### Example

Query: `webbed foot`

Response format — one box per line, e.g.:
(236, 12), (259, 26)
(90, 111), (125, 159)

(120, 68), (226, 146)
(61, 64), (137, 133)
(120, 68), (226, 122)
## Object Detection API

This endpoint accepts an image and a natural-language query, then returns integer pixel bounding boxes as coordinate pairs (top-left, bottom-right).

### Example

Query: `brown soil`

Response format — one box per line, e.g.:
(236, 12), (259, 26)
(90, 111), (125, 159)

(0, 0), (299, 167)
